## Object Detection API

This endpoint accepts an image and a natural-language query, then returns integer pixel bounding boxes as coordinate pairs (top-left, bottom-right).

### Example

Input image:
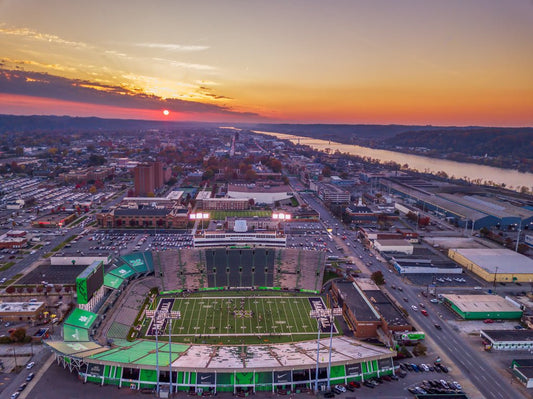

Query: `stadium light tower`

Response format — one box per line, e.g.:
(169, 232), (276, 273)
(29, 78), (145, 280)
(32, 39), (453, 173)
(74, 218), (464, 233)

(272, 211), (291, 234)
(190, 212), (210, 232)
(146, 309), (181, 396)
(309, 307), (342, 392)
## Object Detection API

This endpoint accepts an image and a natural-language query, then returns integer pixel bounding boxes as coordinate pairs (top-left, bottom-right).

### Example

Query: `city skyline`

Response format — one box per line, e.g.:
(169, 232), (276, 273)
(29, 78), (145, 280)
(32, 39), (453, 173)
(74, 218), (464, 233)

(1, 0), (532, 126)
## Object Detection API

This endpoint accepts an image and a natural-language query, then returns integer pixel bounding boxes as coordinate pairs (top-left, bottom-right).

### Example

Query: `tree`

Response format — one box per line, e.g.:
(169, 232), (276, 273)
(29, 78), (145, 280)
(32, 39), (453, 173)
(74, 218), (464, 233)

(371, 271), (385, 285)
(5, 286), (15, 294)
(10, 327), (26, 343)
(413, 342), (427, 356)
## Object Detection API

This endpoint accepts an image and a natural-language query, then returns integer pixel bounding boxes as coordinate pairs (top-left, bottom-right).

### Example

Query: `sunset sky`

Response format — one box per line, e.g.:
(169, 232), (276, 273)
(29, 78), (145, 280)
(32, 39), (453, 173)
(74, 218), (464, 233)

(1, 0), (532, 125)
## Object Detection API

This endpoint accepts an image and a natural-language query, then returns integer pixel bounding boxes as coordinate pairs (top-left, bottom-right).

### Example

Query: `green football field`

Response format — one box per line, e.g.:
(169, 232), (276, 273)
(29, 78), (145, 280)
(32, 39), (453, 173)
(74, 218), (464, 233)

(141, 293), (336, 345)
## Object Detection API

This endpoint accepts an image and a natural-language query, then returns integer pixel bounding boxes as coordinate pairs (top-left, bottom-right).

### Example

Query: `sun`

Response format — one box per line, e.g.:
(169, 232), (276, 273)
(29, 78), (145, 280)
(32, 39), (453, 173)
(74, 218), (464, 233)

(163, 109), (170, 116)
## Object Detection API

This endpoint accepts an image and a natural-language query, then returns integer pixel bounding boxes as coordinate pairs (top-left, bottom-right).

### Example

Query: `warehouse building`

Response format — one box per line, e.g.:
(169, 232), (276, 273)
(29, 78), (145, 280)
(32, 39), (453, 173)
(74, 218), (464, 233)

(480, 330), (533, 351)
(391, 258), (463, 275)
(443, 294), (523, 320)
(448, 248), (533, 283)
(511, 359), (533, 388)
(382, 177), (533, 230)
(374, 239), (413, 255)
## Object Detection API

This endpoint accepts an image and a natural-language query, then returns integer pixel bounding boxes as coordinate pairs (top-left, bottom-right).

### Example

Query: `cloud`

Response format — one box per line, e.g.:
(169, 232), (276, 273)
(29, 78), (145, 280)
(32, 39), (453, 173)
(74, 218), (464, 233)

(0, 68), (260, 118)
(0, 25), (89, 49)
(1, 57), (78, 73)
(152, 57), (217, 72)
(136, 43), (209, 51)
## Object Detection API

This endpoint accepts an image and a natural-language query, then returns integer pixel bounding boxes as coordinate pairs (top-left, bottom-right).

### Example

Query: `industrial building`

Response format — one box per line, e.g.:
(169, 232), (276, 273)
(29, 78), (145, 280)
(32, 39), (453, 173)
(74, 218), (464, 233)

(374, 239), (413, 255)
(480, 330), (533, 351)
(448, 248), (533, 283)
(511, 359), (533, 388)
(443, 294), (523, 320)
(330, 279), (412, 341)
(391, 258), (463, 275)
(382, 177), (533, 230)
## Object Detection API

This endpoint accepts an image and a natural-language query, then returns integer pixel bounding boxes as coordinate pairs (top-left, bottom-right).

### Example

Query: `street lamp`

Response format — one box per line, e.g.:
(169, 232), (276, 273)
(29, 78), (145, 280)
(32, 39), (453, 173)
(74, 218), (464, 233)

(309, 307), (342, 392)
(515, 222), (522, 252)
(146, 309), (181, 396)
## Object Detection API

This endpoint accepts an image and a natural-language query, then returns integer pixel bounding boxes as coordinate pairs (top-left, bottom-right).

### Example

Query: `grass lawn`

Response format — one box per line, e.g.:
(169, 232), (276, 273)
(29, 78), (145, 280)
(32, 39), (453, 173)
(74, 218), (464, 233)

(140, 292), (337, 345)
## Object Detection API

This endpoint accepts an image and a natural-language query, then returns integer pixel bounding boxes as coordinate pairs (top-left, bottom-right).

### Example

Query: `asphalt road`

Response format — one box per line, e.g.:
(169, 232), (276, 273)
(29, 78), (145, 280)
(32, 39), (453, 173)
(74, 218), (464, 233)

(300, 192), (526, 399)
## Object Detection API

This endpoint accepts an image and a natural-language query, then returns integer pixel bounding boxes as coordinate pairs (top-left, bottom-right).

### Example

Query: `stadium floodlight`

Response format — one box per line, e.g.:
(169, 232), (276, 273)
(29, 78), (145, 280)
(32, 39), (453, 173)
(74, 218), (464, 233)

(309, 307), (342, 392)
(189, 212), (209, 231)
(272, 212), (291, 220)
(146, 309), (181, 396)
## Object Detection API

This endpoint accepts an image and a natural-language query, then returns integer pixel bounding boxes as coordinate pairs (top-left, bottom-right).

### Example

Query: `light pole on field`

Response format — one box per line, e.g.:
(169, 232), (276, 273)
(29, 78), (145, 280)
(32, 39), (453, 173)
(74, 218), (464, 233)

(310, 307), (342, 392)
(146, 309), (181, 396)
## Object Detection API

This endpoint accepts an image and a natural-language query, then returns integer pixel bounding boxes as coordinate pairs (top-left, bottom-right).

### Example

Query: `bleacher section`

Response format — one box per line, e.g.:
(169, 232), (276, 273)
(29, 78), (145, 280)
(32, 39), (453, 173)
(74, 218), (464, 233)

(155, 248), (325, 292)
(204, 248), (276, 288)
(272, 249), (325, 292)
(158, 250), (205, 291)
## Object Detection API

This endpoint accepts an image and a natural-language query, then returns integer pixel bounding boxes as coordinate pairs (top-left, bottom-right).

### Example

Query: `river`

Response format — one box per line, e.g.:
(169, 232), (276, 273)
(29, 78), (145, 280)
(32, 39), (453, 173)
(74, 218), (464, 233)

(253, 130), (533, 191)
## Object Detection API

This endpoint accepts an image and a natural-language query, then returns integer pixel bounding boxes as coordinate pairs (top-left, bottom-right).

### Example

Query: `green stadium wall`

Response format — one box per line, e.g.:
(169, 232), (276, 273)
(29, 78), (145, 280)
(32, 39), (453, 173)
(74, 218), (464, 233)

(74, 359), (396, 393)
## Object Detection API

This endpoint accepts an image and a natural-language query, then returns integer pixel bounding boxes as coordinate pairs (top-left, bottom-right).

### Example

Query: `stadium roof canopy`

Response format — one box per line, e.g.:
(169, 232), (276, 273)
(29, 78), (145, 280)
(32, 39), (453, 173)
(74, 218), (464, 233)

(104, 273), (125, 290)
(46, 336), (393, 371)
(65, 308), (98, 329)
(108, 264), (136, 279)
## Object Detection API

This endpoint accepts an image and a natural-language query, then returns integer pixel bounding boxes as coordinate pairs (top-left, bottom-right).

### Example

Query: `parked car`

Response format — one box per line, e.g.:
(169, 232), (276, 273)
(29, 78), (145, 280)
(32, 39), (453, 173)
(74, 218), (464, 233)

(334, 385), (346, 392)
(26, 373), (34, 382)
(26, 362), (35, 369)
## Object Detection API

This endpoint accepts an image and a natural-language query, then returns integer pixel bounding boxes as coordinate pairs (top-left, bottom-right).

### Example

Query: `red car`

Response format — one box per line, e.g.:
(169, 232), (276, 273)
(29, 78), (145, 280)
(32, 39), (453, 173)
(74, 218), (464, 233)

(348, 381), (361, 388)
(421, 309), (428, 316)
(483, 319), (494, 324)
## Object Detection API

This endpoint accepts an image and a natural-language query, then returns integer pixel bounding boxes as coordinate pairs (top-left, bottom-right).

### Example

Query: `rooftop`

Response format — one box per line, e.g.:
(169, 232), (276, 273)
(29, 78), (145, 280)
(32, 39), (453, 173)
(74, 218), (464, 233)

(443, 294), (521, 313)
(114, 208), (169, 217)
(481, 329), (533, 342)
(46, 336), (393, 371)
(0, 302), (44, 313)
(334, 281), (381, 322)
(450, 248), (533, 274)
(364, 290), (410, 327)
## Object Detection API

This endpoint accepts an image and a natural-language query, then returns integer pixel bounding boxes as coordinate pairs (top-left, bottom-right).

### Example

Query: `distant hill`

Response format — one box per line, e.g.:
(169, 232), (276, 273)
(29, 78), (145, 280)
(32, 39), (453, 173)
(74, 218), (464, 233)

(0, 114), (214, 133)
(385, 128), (533, 159)
(249, 123), (447, 142)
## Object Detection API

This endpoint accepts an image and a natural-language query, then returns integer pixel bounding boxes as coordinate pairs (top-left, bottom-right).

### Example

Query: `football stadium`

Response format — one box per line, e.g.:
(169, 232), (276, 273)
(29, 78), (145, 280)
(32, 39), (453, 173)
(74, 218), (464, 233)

(45, 248), (396, 394)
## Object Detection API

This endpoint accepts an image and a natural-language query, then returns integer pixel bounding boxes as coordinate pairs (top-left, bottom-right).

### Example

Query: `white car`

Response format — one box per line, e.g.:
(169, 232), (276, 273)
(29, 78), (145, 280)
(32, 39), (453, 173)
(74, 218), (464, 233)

(26, 362), (35, 370)
(453, 381), (462, 390)
(411, 305), (418, 311)
(334, 385), (346, 392)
